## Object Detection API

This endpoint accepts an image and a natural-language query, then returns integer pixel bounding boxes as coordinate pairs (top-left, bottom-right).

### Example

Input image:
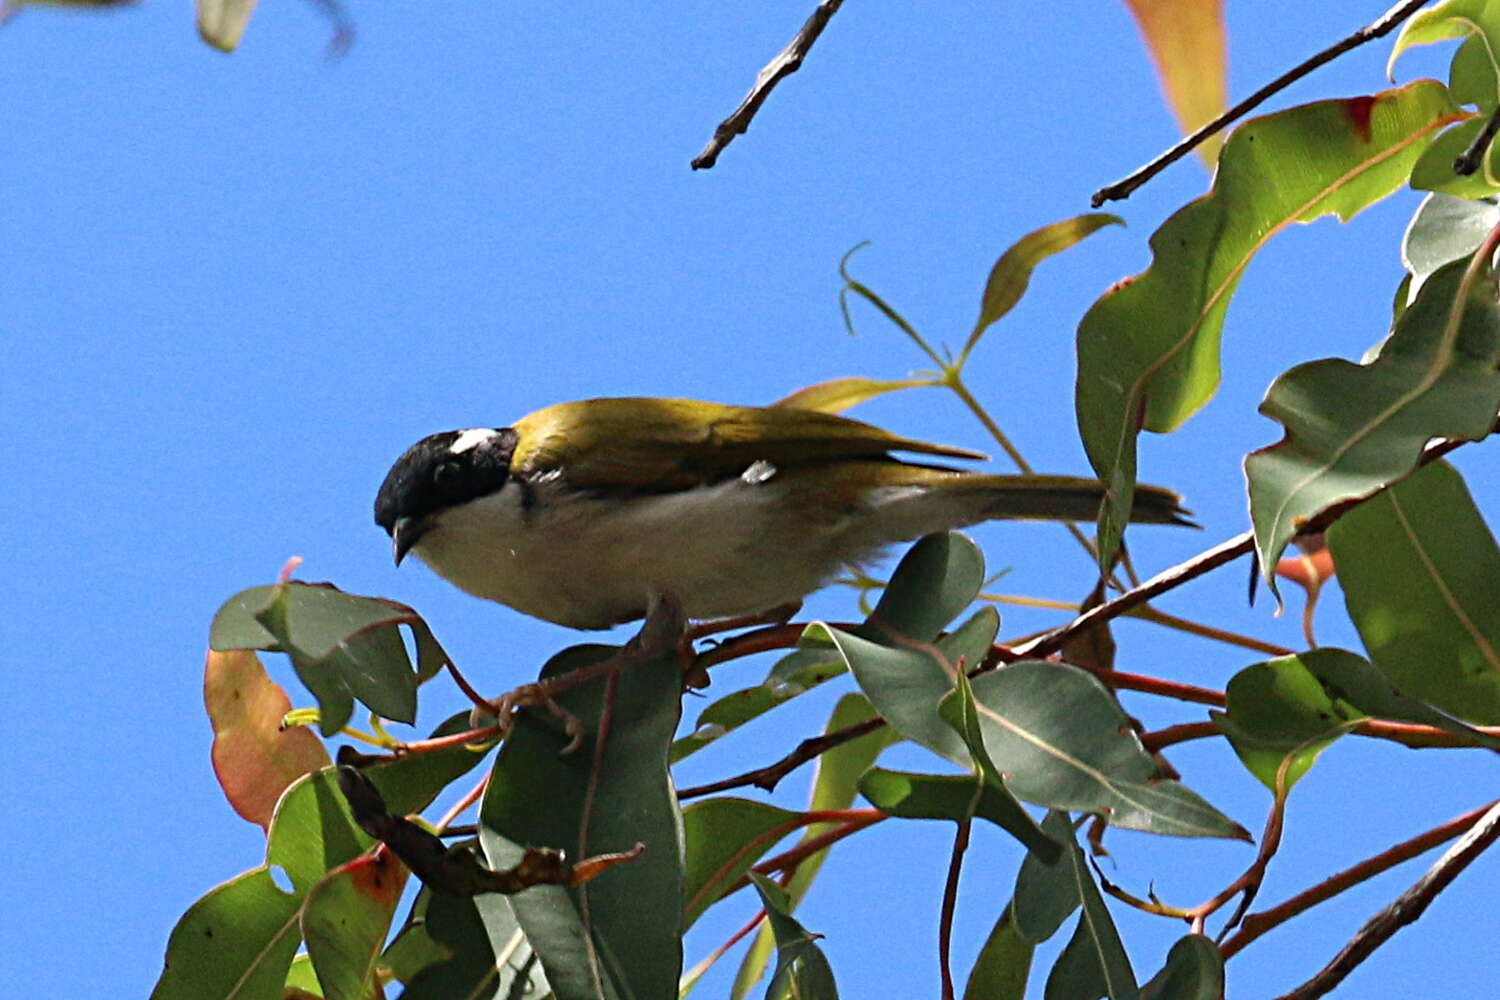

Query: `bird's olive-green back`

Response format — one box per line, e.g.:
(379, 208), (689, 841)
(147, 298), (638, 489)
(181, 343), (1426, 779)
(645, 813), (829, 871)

(509, 397), (985, 493)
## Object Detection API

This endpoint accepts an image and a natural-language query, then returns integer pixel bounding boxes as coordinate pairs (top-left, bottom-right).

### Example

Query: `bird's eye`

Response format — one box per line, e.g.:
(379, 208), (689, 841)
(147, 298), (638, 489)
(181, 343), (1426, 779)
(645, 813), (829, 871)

(433, 461), (463, 490)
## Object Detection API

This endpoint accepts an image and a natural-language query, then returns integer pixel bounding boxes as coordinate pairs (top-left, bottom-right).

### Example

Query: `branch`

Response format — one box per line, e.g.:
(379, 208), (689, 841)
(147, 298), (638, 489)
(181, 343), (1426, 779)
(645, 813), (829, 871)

(1221, 798), (1500, 960)
(1274, 800), (1500, 1000)
(1013, 531), (1255, 660)
(676, 716), (886, 799)
(1454, 102), (1500, 175)
(690, 0), (846, 169)
(1091, 0), (1431, 206)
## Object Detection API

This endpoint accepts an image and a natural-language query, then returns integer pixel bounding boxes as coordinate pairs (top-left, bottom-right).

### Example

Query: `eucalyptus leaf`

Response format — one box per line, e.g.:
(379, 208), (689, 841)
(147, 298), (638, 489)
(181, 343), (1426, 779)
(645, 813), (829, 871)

(966, 662), (1246, 839)
(748, 874), (840, 1000)
(478, 641), (684, 1000)
(1077, 80), (1464, 566)
(962, 905), (1033, 1000)
(1139, 934), (1224, 1000)
(1328, 460), (1500, 724)
(1246, 258), (1500, 583)
(1210, 655), (1364, 792)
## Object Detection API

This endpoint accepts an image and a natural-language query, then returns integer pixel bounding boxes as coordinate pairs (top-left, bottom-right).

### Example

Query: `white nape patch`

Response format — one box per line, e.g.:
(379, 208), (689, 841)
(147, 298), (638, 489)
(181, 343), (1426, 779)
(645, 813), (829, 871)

(741, 459), (777, 485)
(450, 428), (500, 454)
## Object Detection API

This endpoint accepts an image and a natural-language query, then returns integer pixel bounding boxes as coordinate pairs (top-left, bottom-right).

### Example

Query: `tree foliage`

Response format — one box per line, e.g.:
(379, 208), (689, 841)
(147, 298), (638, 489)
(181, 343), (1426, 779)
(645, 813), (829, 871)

(103, 1), (1500, 998)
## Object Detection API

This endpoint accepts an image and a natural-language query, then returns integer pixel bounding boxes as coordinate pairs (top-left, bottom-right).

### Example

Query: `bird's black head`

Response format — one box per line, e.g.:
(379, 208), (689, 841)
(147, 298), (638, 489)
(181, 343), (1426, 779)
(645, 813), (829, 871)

(374, 427), (519, 563)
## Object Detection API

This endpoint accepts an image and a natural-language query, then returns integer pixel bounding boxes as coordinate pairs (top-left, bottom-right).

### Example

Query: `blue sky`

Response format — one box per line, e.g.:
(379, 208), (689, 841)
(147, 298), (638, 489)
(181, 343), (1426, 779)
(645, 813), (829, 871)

(5, 2), (1496, 997)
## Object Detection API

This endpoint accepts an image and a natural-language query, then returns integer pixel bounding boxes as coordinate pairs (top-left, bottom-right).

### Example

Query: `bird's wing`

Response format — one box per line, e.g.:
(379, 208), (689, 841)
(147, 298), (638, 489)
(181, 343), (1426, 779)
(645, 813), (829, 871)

(509, 397), (986, 493)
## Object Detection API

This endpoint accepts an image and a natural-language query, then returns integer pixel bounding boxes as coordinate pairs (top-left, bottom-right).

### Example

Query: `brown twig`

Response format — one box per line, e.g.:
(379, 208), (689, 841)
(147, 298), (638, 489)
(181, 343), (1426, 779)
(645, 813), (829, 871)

(690, 0), (846, 169)
(1454, 103), (1500, 175)
(1274, 800), (1500, 1000)
(676, 716), (886, 799)
(939, 789), (981, 1000)
(1014, 531), (1256, 659)
(1091, 0), (1431, 205)
(1221, 799), (1500, 960)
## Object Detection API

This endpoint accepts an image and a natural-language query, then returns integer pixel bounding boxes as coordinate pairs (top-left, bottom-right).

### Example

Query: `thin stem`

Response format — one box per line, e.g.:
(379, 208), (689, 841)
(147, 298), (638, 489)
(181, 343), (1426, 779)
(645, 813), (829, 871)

(1221, 799), (1500, 960)
(1091, 0), (1433, 205)
(676, 717), (887, 799)
(435, 774), (490, 833)
(985, 591), (1292, 656)
(681, 908), (770, 990)
(939, 790), (981, 1000)
(749, 813), (885, 881)
(1274, 801), (1500, 1000)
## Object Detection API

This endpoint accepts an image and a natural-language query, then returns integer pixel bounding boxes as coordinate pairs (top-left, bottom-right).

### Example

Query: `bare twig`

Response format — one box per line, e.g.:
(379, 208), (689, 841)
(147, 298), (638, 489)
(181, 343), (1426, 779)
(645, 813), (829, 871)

(1091, 0), (1431, 206)
(676, 716), (886, 799)
(1014, 531), (1255, 659)
(1222, 799), (1500, 960)
(1274, 801), (1500, 1000)
(691, 0), (846, 169)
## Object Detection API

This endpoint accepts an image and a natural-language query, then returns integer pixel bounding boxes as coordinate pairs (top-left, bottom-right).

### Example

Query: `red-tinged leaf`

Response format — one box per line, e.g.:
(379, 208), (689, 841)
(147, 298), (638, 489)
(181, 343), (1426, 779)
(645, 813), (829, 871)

(303, 851), (409, 1000)
(1078, 81), (1466, 568)
(1122, 0), (1227, 165)
(1274, 539), (1334, 592)
(205, 648), (330, 829)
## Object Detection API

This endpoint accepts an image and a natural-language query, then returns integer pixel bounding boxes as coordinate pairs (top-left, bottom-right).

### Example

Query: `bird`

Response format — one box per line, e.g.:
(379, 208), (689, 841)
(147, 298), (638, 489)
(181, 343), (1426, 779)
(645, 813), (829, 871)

(374, 397), (1189, 630)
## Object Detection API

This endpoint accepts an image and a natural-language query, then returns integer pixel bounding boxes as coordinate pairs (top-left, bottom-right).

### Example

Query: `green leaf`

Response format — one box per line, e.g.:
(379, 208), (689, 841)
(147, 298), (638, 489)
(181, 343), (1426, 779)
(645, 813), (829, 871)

(1139, 934), (1224, 1000)
(1212, 653), (1368, 791)
(966, 662), (1247, 838)
(1328, 460), (1500, 724)
(682, 799), (799, 930)
(1210, 654), (1365, 792)
(1042, 823), (1137, 1000)
(302, 851), (409, 1000)
(1388, 0), (1500, 86)
(151, 770), (369, 1000)
(151, 736), (471, 1000)
(1246, 257), (1500, 581)
(393, 889), (549, 999)
(197, 0), (259, 52)
(861, 531), (988, 642)
(284, 952), (321, 996)
(478, 641), (684, 1000)
(151, 868), (305, 1000)
(771, 376), (933, 414)
(1077, 80), (1464, 566)
(747, 873), (840, 1000)
(1410, 118), (1500, 197)
(966, 214), (1122, 361)
(1302, 646), (1500, 751)
(857, 767), (1055, 858)
(818, 607), (998, 768)
(1402, 194), (1500, 292)
(939, 670), (1060, 859)
(726, 694), (897, 1000)
(211, 583), (438, 734)
(671, 648), (846, 763)
(1012, 811), (1082, 944)
(962, 905), (1033, 1000)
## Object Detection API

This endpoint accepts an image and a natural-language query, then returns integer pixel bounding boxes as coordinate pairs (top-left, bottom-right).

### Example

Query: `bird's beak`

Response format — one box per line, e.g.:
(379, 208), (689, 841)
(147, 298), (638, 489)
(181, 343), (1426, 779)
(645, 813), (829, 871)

(391, 516), (428, 566)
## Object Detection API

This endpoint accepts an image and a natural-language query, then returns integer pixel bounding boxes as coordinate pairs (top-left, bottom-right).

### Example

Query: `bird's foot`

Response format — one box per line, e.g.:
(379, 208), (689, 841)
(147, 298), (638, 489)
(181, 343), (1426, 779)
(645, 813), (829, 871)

(479, 592), (688, 753)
